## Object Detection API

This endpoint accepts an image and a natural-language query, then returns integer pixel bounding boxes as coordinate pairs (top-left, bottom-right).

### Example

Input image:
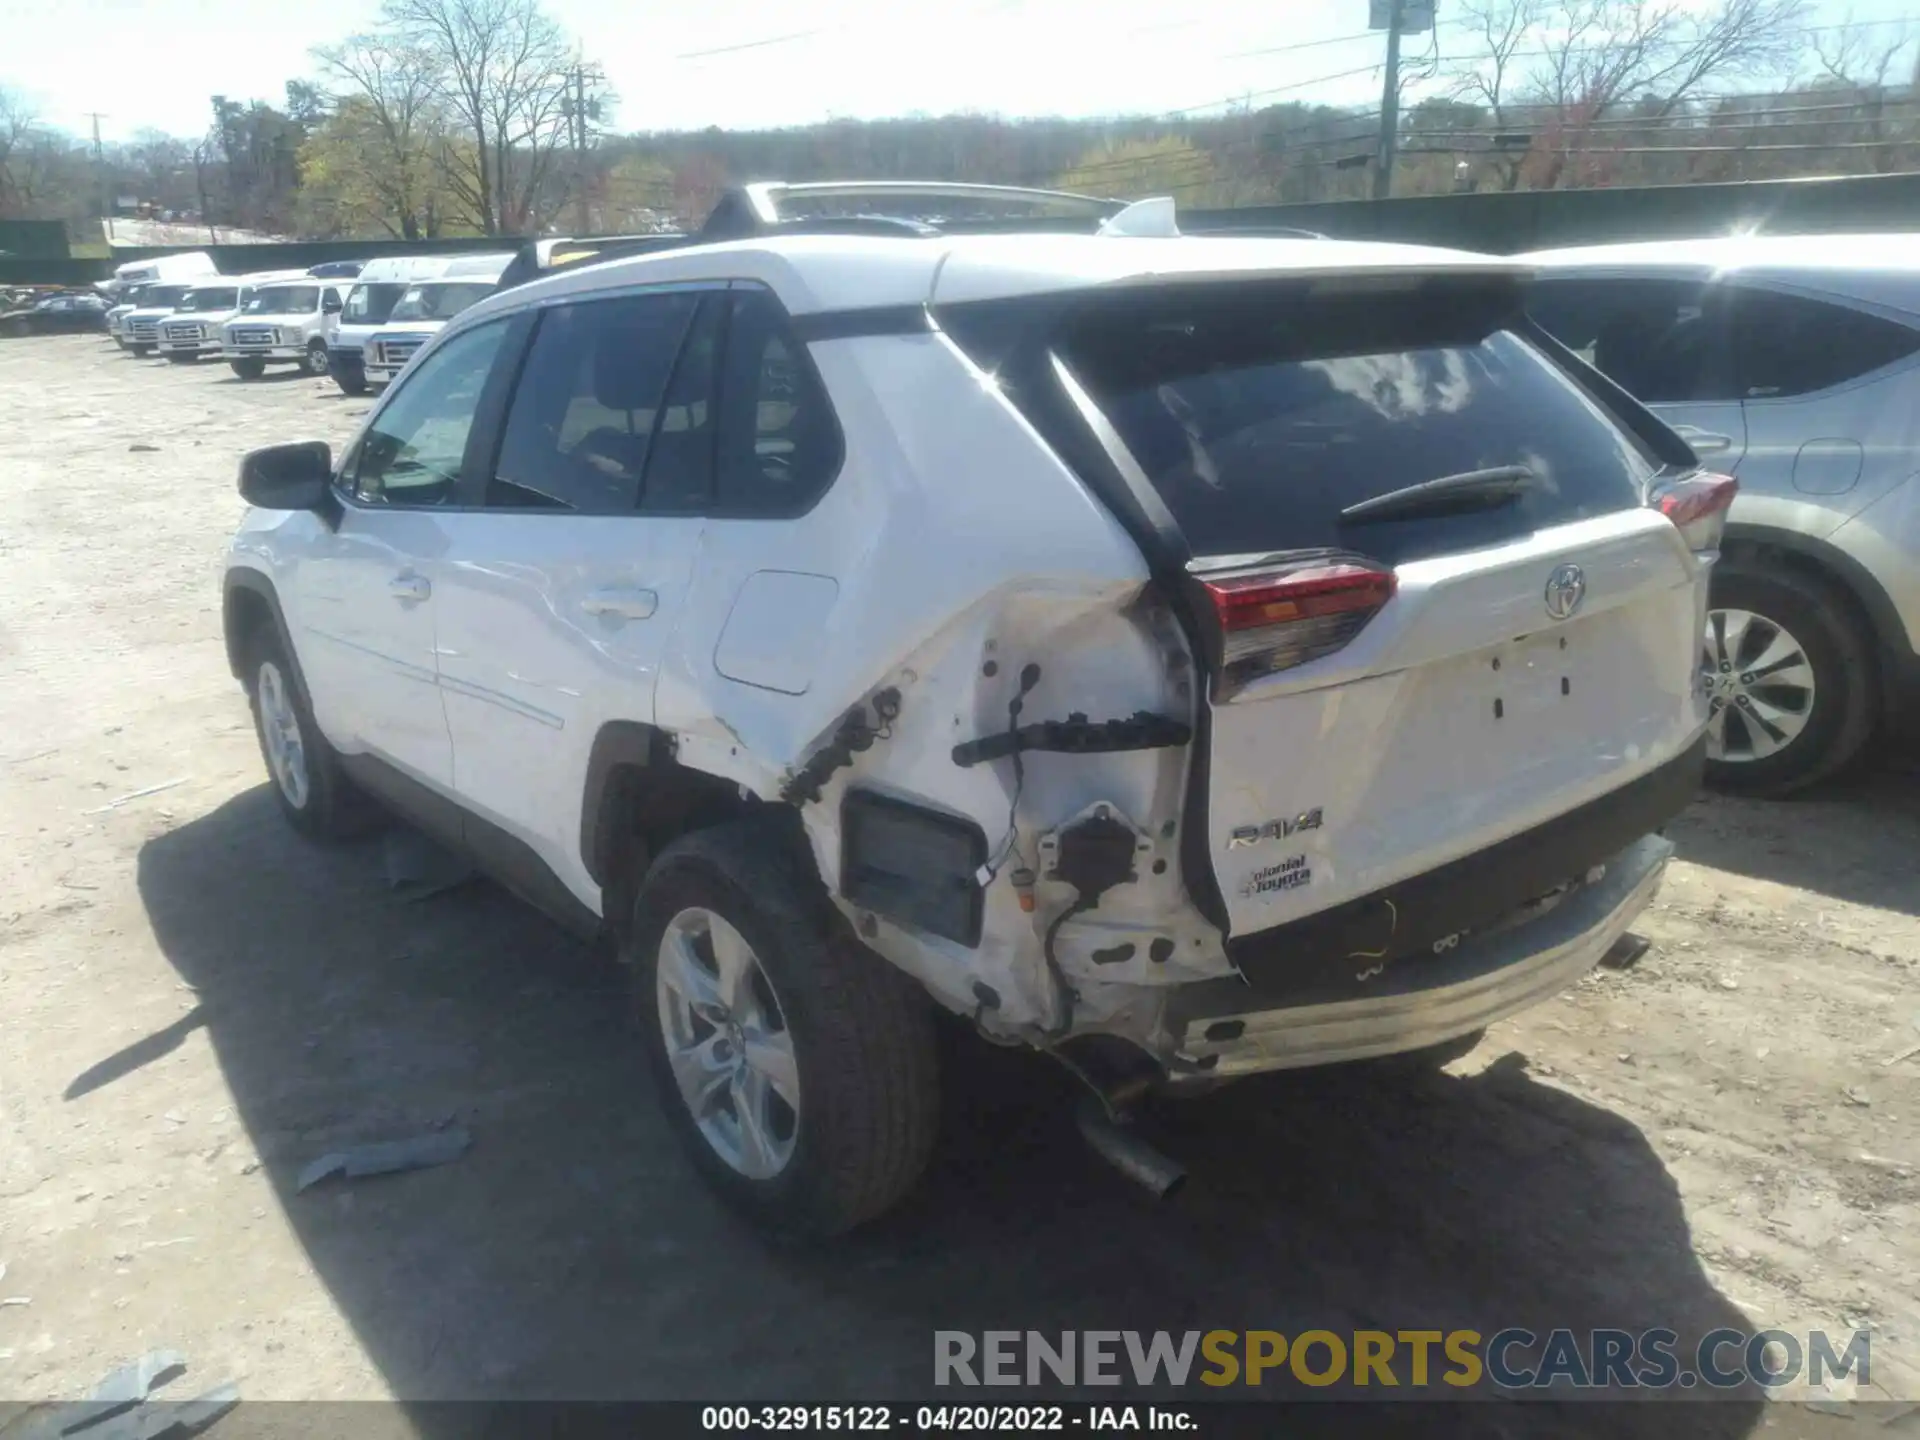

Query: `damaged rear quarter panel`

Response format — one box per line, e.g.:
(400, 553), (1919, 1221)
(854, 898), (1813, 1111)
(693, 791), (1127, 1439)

(653, 329), (1230, 1030)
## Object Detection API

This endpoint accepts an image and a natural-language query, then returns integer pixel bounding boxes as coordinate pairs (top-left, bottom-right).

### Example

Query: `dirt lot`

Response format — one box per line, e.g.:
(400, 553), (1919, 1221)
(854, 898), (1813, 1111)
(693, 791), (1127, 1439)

(2, 334), (1917, 1431)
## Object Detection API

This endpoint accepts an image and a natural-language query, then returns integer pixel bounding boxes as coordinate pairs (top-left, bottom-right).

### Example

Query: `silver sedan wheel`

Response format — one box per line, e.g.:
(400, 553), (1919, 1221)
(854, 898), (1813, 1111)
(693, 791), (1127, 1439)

(256, 660), (311, 809)
(1703, 607), (1818, 763)
(656, 907), (800, 1180)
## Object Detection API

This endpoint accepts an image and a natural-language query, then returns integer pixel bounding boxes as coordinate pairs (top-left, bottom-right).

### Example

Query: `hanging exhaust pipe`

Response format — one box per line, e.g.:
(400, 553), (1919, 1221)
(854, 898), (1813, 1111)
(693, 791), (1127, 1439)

(1076, 1096), (1186, 1199)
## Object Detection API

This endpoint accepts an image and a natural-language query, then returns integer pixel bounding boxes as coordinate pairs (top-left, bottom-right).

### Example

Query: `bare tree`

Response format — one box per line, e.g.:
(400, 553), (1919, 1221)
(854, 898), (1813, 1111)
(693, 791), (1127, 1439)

(1448, 0), (1548, 189)
(1445, 0), (1814, 189)
(313, 34), (452, 236)
(0, 87), (56, 217)
(1806, 18), (1920, 174)
(381, 0), (576, 234)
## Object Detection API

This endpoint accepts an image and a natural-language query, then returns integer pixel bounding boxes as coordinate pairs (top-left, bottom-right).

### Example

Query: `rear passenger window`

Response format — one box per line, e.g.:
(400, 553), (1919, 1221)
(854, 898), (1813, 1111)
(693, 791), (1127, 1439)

(1526, 277), (1729, 403)
(1725, 288), (1920, 399)
(637, 295), (725, 513)
(488, 292), (701, 512)
(714, 290), (841, 516)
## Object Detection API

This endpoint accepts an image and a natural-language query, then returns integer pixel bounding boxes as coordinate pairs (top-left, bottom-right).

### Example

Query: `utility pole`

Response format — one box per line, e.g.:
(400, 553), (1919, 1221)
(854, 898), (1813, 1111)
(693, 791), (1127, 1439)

(86, 113), (110, 244)
(572, 63), (591, 233)
(193, 143), (217, 245)
(1373, 0), (1406, 200)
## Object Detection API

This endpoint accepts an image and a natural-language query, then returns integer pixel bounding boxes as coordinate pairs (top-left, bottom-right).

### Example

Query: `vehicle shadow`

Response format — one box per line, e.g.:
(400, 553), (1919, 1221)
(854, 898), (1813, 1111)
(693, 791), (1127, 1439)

(210, 369), (316, 386)
(130, 790), (1766, 1435)
(1666, 766), (1920, 917)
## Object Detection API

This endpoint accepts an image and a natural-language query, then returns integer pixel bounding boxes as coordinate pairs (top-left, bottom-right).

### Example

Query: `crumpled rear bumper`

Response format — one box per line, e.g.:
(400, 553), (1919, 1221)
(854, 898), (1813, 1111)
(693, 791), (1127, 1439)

(1160, 833), (1672, 1078)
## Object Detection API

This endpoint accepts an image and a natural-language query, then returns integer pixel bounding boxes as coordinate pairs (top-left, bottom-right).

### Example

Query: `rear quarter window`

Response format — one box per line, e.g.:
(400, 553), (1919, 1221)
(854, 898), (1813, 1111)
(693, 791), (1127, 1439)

(1052, 279), (1658, 567)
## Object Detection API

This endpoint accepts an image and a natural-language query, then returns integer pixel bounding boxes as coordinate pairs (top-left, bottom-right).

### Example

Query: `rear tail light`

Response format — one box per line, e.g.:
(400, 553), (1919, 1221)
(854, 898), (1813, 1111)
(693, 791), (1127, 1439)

(1199, 557), (1396, 693)
(1652, 472), (1737, 552)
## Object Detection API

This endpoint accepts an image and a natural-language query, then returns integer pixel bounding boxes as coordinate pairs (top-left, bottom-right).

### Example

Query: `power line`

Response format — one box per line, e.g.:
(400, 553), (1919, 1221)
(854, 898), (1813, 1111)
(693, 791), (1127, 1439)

(1157, 12), (1919, 127)
(1042, 92), (1920, 197)
(1222, 15), (1478, 62)
(674, 0), (1024, 61)
(1404, 137), (1920, 156)
(1161, 61), (1389, 118)
(676, 26), (840, 60)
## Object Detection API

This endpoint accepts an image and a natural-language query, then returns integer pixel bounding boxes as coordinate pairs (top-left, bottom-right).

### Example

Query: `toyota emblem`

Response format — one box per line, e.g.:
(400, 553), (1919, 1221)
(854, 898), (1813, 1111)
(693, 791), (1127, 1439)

(1544, 563), (1586, 621)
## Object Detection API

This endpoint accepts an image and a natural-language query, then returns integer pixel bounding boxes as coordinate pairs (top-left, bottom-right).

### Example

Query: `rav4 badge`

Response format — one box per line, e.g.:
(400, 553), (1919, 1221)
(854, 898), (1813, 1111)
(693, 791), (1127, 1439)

(1228, 808), (1324, 849)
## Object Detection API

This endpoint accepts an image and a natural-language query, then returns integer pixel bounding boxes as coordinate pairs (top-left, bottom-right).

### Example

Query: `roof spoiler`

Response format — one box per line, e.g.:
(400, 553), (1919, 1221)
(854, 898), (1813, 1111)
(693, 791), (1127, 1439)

(695, 180), (1130, 242)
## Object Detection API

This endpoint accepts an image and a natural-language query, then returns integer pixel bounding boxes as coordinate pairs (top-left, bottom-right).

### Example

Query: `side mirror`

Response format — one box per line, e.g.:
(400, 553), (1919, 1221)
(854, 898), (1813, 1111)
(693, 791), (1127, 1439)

(239, 441), (334, 512)
(323, 292), (343, 314)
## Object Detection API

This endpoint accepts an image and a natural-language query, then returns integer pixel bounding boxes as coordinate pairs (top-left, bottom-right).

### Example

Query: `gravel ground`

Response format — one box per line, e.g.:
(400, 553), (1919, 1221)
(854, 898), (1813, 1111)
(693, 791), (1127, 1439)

(1, 334), (1917, 1432)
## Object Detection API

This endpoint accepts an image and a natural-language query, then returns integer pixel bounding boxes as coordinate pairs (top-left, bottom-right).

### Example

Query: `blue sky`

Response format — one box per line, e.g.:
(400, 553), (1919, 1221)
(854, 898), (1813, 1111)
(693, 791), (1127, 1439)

(1, 0), (1913, 143)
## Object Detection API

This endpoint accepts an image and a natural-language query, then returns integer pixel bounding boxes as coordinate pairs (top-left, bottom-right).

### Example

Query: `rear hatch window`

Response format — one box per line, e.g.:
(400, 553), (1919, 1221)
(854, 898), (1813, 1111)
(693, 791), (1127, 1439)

(1052, 277), (1656, 567)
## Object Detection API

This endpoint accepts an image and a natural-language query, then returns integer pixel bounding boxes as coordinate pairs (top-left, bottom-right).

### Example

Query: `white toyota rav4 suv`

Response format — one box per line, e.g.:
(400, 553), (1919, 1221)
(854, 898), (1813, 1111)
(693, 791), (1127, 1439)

(221, 182), (1724, 1236)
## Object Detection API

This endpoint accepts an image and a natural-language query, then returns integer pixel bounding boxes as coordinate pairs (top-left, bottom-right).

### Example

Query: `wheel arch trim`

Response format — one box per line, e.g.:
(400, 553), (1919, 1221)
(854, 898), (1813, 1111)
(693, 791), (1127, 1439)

(222, 567), (305, 691)
(1720, 522), (1904, 665)
(579, 720), (672, 890)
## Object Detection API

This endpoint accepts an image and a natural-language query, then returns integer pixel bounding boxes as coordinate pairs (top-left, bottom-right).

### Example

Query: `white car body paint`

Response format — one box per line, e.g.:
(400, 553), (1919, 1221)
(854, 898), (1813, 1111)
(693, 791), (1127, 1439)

(226, 228), (1710, 1070)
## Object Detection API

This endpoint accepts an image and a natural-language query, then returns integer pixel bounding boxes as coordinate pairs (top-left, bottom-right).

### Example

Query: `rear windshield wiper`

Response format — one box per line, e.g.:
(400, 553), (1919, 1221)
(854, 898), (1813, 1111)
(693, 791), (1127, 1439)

(1339, 465), (1536, 525)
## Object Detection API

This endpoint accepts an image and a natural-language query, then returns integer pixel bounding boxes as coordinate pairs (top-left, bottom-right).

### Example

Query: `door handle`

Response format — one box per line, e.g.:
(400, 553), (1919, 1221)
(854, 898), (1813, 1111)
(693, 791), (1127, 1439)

(580, 588), (658, 621)
(1673, 426), (1734, 455)
(388, 573), (431, 602)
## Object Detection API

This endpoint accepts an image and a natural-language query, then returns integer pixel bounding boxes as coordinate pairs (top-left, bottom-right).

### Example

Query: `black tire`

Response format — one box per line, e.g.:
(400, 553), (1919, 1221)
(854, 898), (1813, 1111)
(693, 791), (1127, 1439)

(303, 339), (331, 376)
(165, 352), (197, 364)
(242, 623), (377, 841)
(229, 358), (267, 380)
(1705, 558), (1875, 797)
(628, 819), (940, 1238)
(331, 362), (368, 396)
(130, 343), (153, 357)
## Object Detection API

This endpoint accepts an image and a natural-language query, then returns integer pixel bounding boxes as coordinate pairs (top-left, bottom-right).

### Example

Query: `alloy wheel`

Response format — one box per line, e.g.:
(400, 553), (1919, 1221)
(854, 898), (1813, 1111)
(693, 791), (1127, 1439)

(655, 907), (800, 1180)
(256, 660), (311, 809)
(1703, 607), (1818, 764)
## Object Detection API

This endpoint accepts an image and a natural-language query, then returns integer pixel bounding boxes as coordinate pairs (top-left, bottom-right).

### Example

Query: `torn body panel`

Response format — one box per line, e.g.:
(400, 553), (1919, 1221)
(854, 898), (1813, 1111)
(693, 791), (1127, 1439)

(782, 580), (1229, 1038)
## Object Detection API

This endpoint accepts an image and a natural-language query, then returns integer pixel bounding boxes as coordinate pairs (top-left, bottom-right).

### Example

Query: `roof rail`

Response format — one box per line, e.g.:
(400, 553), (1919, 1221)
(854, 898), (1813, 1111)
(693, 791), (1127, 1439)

(494, 180), (1218, 289)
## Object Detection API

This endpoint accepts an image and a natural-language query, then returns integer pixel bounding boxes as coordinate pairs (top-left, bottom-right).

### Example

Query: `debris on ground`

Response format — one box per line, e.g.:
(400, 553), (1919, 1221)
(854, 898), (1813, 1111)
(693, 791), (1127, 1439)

(1599, 932), (1652, 970)
(127, 444), (160, 454)
(380, 828), (476, 902)
(295, 1125), (473, 1193)
(0, 1349), (236, 1440)
(82, 779), (188, 816)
